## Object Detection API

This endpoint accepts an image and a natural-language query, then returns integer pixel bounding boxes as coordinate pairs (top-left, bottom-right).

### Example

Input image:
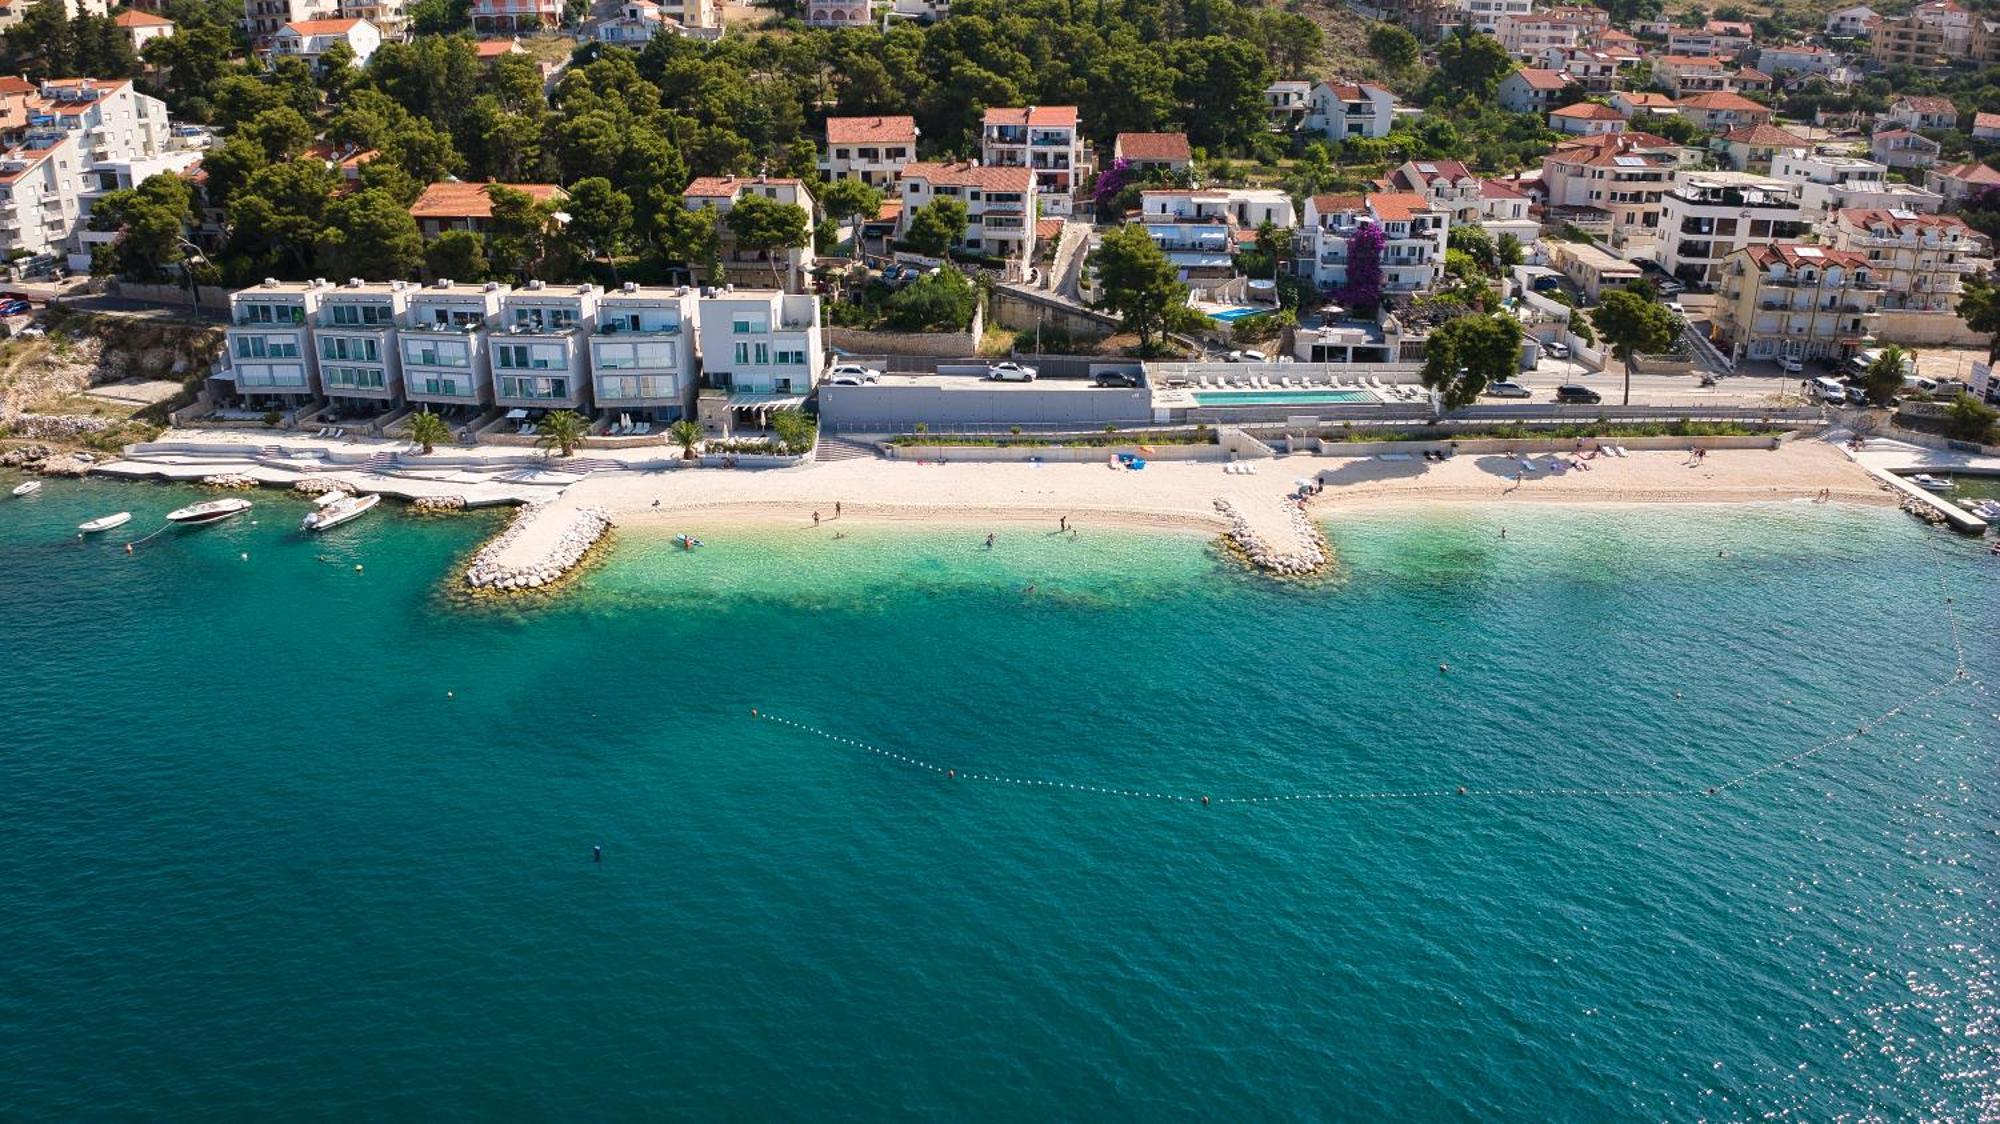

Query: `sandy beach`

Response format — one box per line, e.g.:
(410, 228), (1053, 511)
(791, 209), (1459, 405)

(551, 439), (1893, 540)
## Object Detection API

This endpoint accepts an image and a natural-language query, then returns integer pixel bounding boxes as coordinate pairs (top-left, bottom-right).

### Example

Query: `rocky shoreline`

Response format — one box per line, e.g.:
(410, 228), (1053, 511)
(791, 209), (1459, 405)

(464, 505), (613, 592)
(1213, 497), (1330, 577)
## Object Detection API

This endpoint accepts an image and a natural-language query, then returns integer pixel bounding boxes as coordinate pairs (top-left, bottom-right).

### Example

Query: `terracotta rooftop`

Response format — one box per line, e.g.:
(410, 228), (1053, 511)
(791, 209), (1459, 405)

(1720, 123), (1809, 146)
(1513, 68), (1573, 91)
(682, 175), (804, 198)
(981, 106), (1077, 128)
(409, 181), (565, 218)
(1835, 207), (1975, 234)
(1367, 192), (1434, 221)
(825, 115), (916, 145)
(1976, 111), (2000, 130)
(1114, 132), (1192, 161)
(898, 161), (1034, 191)
(113, 9), (174, 26)
(1678, 92), (1768, 111)
(1934, 161), (2000, 185)
(281, 17), (365, 34)
(1743, 243), (1870, 271)
(1553, 102), (1625, 120)
(473, 38), (521, 57)
(1896, 95), (1957, 113)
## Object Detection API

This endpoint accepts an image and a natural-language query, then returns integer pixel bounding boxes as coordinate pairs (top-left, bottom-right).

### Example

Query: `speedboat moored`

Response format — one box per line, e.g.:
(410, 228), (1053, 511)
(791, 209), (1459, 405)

(1909, 474), (1956, 492)
(301, 492), (380, 532)
(166, 497), (253, 525)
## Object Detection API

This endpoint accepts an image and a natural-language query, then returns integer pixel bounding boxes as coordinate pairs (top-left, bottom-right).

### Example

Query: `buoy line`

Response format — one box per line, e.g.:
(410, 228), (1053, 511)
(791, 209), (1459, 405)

(749, 563), (1982, 808)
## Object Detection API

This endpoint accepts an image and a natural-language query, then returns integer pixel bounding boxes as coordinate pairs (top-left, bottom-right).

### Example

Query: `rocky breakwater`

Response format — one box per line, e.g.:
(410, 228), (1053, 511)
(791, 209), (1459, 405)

(202, 473), (258, 489)
(1214, 497), (1329, 577)
(412, 495), (467, 514)
(464, 504), (613, 593)
(3, 442), (96, 476)
(292, 478), (355, 498)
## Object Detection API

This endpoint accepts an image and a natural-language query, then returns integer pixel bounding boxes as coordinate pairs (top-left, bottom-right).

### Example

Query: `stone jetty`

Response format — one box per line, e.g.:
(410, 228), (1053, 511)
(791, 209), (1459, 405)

(1215, 496), (1329, 576)
(465, 503), (613, 591)
(201, 473), (258, 489)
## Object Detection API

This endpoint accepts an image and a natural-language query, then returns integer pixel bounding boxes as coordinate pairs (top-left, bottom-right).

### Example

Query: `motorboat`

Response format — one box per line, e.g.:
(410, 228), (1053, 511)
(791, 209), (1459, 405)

(11, 480), (42, 496)
(167, 497), (253, 525)
(301, 492), (380, 532)
(1962, 498), (2000, 521)
(1909, 474), (1956, 492)
(78, 512), (132, 533)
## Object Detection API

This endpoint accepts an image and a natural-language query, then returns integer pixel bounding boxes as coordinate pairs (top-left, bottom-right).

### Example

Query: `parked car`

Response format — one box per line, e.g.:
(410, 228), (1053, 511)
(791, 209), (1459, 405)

(1226, 349), (1269, 363)
(826, 363), (881, 383)
(1779, 356), (1805, 374)
(1809, 376), (1846, 404)
(1542, 340), (1570, 359)
(1666, 301), (1687, 319)
(1091, 371), (1140, 388)
(1486, 380), (1533, 398)
(1555, 384), (1602, 404)
(986, 361), (1038, 382)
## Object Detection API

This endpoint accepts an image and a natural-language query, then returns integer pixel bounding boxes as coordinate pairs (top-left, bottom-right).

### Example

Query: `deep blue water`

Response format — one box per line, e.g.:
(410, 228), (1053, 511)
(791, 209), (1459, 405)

(1, 476), (1994, 1119)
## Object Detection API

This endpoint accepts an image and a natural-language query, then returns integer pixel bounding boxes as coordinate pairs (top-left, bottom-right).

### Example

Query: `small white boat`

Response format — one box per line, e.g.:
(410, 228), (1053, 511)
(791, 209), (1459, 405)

(1910, 474), (1956, 492)
(1962, 498), (2000, 520)
(167, 497), (253, 525)
(301, 492), (379, 532)
(12, 480), (42, 496)
(78, 512), (132, 533)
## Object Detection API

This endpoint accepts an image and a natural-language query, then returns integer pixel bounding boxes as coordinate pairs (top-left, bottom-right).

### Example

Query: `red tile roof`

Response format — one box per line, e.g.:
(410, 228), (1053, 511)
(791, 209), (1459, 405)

(682, 175), (805, 198)
(1513, 68), (1573, 91)
(1720, 123), (1808, 146)
(899, 161), (1034, 191)
(1308, 193), (1366, 215)
(1934, 161), (2000, 185)
(981, 106), (1077, 128)
(1835, 207), (1975, 234)
(1114, 132), (1191, 161)
(1367, 192), (1433, 221)
(281, 17), (364, 34)
(473, 38), (521, 57)
(409, 181), (565, 218)
(1677, 92), (1768, 111)
(1552, 102), (1625, 120)
(1975, 111), (2000, 130)
(825, 115), (916, 145)
(1896, 95), (1957, 114)
(113, 9), (174, 26)
(1743, 243), (1870, 271)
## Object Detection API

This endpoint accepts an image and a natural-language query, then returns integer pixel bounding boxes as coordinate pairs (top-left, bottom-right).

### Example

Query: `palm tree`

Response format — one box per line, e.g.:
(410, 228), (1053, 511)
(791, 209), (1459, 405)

(535, 409), (588, 458)
(668, 418), (703, 460)
(407, 410), (451, 455)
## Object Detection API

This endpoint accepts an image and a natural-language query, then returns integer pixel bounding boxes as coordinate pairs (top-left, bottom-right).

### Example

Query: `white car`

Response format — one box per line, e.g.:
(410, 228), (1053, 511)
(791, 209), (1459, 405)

(826, 363), (881, 384)
(1779, 357), (1805, 374)
(1486, 381), (1532, 398)
(1666, 301), (1687, 318)
(986, 361), (1038, 382)
(1226, 349), (1269, 363)
(1542, 340), (1569, 359)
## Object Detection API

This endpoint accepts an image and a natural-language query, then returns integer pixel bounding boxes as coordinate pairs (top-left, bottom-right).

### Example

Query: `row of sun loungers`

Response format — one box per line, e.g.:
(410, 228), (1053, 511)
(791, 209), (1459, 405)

(311, 426), (350, 438)
(1193, 373), (1425, 401)
(1223, 462), (1258, 475)
(607, 413), (651, 436)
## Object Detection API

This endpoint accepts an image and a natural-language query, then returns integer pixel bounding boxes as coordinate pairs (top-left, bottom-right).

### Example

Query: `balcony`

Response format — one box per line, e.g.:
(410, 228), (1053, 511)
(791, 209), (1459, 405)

(595, 320), (681, 336)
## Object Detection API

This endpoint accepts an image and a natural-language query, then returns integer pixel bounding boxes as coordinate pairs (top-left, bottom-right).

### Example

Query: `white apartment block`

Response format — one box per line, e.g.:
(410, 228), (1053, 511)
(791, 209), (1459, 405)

(980, 106), (1081, 216)
(315, 279), (410, 406)
(243, 0), (338, 47)
(0, 133), (86, 265)
(1658, 171), (1810, 285)
(897, 161), (1037, 267)
(695, 289), (822, 398)
(821, 115), (917, 188)
(1138, 187), (1295, 282)
(681, 174), (817, 292)
(1769, 149), (1942, 217)
(591, 283), (699, 422)
(1824, 208), (1990, 313)
(1496, 7), (1606, 59)
(269, 17), (382, 67)
(1294, 192), (1446, 294)
(493, 282), (600, 412)
(1539, 134), (1674, 254)
(338, 0), (406, 38)
(401, 280), (508, 411)
(1303, 82), (1396, 141)
(224, 279), (327, 404)
(1457, 0), (1530, 35)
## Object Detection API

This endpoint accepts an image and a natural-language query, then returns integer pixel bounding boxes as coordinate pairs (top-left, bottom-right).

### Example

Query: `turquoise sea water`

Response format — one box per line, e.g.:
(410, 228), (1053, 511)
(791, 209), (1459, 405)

(1, 475), (1995, 1119)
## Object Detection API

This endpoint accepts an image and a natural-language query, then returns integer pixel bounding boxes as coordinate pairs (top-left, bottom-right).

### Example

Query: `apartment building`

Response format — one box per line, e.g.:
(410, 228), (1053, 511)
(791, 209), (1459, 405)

(490, 282), (599, 412)
(315, 278), (410, 407)
(338, 0), (406, 38)
(1303, 82), (1396, 142)
(821, 116), (917, 187)
(225, 279), (326, 404)
(1714, 243), (1878, 365)
(1824, 4), (1877, 36)
(1113, 132), (1192, 174)
(1676, 92), (1772, 133)
(1870, 13), (1948, 68)
(0, 0), (104, 30)
(897, 161), (1036, 265)
(1539, 133), (1674, 253)
(1651, 55), (1732, 97)
(1477, 179), (1539, 243)
(0, 133), (85, 264)
(589, 284), (699, 423)
(1657, 171), (1809, 286)
(595, 1), (667, 42)
(1539, 47), (1623, 92)
(243, 0), (336, 47)
(680, 174), (817, 291)
(1294, 192), (1447, 294)
(980, 106), (1082, 216)
(1770, 149), (1942, 216)
(1713, 123), (1808, 173)
(1456, 0), (1530, 35)
(1667, 19), (1752, 57)
(1869, 129), (1941, 171)
(1138, 187), (1293, 282)
(1, 79), (171, 167)
(401, 280), (507, 411)
(1378, 159), (1482, 227)
(1755, 44), (1838, 76)
(805, 0), (872, 27)
(695, 289), (822, 402)
(1495, 7), (1605, 59)
(1824, 208), (1990, 313)
(1926, 160), (2000, 204)
(470, 0), (562, 33)
(1495, 68), (1574, 115)
(1263, 81), (1311, 129)
(269, 17), (381, 67)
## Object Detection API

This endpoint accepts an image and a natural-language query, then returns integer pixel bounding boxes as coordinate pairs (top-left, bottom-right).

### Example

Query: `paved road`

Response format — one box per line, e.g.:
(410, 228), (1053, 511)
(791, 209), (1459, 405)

(1519, 356), (1807, 407)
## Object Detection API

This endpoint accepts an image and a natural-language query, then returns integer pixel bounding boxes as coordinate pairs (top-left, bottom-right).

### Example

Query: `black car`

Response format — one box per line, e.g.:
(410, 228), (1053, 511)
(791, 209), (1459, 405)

(1555, 384), (1602, 404)
(1091, 371), (1140, 388)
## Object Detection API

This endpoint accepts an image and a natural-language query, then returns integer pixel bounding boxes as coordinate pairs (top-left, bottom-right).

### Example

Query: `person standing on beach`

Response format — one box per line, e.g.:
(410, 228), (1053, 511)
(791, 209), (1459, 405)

(1059, 515), (1067, 532)
(985, 533), (995, 549)
(813, 510), (821, 525)
(835, 501), (842, 518)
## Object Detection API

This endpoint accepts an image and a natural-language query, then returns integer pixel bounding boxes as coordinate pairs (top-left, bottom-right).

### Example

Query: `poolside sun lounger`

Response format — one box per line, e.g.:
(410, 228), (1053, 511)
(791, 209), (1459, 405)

(1615, 445), (1629, 457)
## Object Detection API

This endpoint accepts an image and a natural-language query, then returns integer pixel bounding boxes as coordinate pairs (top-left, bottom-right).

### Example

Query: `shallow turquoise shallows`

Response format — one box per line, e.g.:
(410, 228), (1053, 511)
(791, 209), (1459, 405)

(2, 476), (1995, 1119)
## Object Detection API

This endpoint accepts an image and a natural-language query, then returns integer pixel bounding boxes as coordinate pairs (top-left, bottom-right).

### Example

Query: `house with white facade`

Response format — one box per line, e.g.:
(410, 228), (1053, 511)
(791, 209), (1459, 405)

(681, 174), (817, 292)
(242, 0), (336, 49)
(1924, 161), (2000, 205)
(1884, 95), (1958, 133)
(980, 106), (1082, 216)
(1539, 131), (1675, 254)
(896, 162), (1036, 266)
(1755, 44), (1838, 76)
(1675, 92), (1772, 133)
(1549, 101), (1626, 136)
(1138, 187), (1293, 284)
(1870, 129), (1942, 171)
(821, 115), (917, 188)
(224, 278), (326, 406)
(268, 17), (379, 67)
(1825, 207), (1990, 313)
(492, 282), (599, 413)
(1113, 132), (1192, 174)
(1496, 68), (1574, 115)
(1477, 179), (1539, 243)
(1657, 171), (1810, 285)
(590, 283), (698, 424)
(1824, 4), (1877, 36)
(113, 8), (175, 50)
(695, 289), (821, 404)
(1294, 192), (1447, 295)
(1263, 80), (1311, 129)
(1667, 19), (1752, 57)
(1303, 82), (1396, 141)
(1457, 0), (1530, 35)
(1769, 149), (1943, 216)
(401, 281), (506, 412)
(314, 278), (409, 409)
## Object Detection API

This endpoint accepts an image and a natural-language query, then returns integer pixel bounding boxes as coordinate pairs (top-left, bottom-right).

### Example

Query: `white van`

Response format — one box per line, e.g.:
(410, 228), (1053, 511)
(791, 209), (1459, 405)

(1809, 376), (1847, 405)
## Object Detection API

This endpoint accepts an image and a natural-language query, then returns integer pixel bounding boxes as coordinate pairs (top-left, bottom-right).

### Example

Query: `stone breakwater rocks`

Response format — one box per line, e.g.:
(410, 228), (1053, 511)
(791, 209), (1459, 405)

(411, 495), (467, 514)
(201, 473), (259, 489)
(1214, 497), (1330, 577)
(38, 454), (96, 477)
(292, 478), (355, 498)
(464, 505), (613, 592)
(1, 443), (58, 467)
(4, 413), (113, 441)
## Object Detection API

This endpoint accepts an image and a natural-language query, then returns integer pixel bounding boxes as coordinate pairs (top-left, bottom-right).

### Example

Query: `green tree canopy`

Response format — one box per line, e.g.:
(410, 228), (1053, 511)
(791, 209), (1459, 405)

(317, 188), (425, 281)
(903, 198), (968, 257)
(1590, 286), (1680, 404)
(723, 193), (810, 286)
(1091, 224), (1189, 355)
(1420, 313), (1523, 408)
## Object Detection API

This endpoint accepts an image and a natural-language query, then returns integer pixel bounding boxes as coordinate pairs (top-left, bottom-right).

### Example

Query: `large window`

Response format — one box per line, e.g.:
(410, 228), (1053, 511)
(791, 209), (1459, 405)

(499, 375), (570, 400)
(593, 341), (677, 370)
(328, 303), (393, 326)
(596, 375), (677, 399)
(403, 340), (469, 368)
(236, 302), (304, 325)
(420, 376), (469, 397)
(496, 342), (564, 370)
(319, 335), (379, 362)
(322, 365), (385, 390)
(234, 334), (300, 359)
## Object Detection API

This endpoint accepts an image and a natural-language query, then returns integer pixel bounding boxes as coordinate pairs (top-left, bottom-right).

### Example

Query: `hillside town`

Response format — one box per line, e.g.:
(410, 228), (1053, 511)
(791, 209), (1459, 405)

(0, 0), (1998, 453)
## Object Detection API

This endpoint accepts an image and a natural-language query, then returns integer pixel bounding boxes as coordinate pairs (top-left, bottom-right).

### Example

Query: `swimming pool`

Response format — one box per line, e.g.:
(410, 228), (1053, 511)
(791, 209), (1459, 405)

(1192, 389), (1376, 406)
(1205, 307), (1264, 322)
